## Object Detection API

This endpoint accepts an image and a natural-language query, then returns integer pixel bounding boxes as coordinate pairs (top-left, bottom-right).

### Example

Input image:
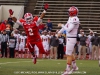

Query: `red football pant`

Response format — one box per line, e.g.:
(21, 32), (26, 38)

(27, 42), (45, 54)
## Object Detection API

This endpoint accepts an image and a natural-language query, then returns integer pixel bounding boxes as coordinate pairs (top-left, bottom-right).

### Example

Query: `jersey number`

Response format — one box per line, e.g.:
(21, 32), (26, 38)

(28, 28), (34, 36)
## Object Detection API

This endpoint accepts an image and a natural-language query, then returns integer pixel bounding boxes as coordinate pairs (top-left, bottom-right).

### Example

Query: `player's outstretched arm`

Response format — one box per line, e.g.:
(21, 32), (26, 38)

(40, 10), (46, 19)
(36, 3), (49, 25)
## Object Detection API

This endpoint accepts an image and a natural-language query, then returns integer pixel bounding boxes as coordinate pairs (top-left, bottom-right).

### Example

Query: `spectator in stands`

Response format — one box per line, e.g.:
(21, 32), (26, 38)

(0, 21), (6, 31)
(7, 16), (14, 28)
(38, 22), (45, 34)
(8, 33), (16, 58)
(46, 19), (52, 31)
(44, 25), (50, 32)
(1, 30), (9, 58)
(6, 23), (12, 36)
(91, 32), (99, 60)
(50, 32), (59, 59)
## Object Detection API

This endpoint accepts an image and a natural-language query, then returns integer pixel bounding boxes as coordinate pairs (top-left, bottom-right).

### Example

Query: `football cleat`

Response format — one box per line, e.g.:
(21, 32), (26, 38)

(69, 66), (79, 73)
(32, 55), (37, 64)
(61, 70), (72, 75)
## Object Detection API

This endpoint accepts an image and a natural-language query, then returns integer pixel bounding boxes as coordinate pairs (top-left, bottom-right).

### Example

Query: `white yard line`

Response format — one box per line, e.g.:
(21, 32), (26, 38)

(0, 62), (19, 64)
(0, 60), (43, 65)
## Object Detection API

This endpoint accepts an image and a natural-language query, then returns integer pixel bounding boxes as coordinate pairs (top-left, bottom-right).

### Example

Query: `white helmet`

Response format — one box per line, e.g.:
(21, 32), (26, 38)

(24, 13), (33, 24)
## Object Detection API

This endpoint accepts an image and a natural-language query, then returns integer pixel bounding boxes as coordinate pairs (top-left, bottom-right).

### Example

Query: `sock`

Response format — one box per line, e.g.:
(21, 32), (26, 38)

(66, 55), (72, 71)
(31, 52), (35, 57)
(66, 64), (71, 71)
(72, 54), (77, 68)
(19, 54), (21, 58)
(43, 54), (45, 58)
(22, 54), (24, 58)
(72, 60), (77, 68)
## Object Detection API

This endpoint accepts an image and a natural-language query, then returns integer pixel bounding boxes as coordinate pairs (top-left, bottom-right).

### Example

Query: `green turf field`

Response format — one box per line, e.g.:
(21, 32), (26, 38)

(0, 58), (100, 75)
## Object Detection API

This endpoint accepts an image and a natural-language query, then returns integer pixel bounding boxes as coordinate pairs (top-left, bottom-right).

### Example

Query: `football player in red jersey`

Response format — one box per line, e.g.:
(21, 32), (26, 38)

(10, 4), (49, 64)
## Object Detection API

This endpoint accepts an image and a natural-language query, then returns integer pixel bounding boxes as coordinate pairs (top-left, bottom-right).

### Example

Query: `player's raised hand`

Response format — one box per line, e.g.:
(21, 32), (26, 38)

(9, 9), (17, 22)
(9, 9), (14, 16)
(44, 3), (49, 10)
(89, 28), (93, 33)
(58, 23), (63, 27)
(40, 3), (49, 19)
(57, 33), (62, 37)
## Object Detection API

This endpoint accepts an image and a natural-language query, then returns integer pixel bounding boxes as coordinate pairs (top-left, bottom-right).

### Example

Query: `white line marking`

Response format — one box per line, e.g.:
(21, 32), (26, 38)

(0, 62), (19, 64)
(80, 63), (83, 64)
(57, 63), (61, 64)
(0, 60), (43, 65)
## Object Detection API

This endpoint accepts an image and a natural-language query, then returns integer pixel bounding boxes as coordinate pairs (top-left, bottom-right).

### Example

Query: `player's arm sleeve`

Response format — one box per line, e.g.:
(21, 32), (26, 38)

(11, 15), (23, 26)
(58, 28), (65, 34)
(16, 20), (23, 26)
(61, 23), (75, 33)
(36, 17), (42, 26)
(36, 10), (46, 26)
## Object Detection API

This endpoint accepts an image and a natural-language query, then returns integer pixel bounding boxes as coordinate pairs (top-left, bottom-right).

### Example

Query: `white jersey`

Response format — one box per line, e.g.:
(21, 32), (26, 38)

(87, 35), (93, 42)
(19, 36), (27, 51)
(14, 33), (20, 50)
(58, 16), (80, 55)
(41, 35), (49, 45)
(19, 35), (27, 45)
(41, 35), (50, 51)
(47, 34), (51, 39)
(87, 35), (93, 45)
(14, 33), (20, 43)
(58, 16), (80, 37)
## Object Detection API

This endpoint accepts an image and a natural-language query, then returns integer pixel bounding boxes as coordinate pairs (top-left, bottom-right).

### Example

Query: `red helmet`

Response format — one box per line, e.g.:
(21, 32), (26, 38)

(68, 6), (78, 16)
(24, 13), (33, 23)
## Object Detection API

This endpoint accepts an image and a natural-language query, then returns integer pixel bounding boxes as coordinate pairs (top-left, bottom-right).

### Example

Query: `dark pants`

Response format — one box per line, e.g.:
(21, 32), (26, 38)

(1, 42), (7, 57)
(9, 48), (15, 58)
(57, 44), (64, 59)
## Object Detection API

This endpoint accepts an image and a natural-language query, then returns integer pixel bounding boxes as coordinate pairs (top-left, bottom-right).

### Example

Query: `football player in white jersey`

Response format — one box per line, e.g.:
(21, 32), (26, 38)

(58, 6), (80, 75)
(13, 29), (20, 58)
(47, 31), (52, 39)
(19, 31), (27, 58)
(41, 30), (50, 58)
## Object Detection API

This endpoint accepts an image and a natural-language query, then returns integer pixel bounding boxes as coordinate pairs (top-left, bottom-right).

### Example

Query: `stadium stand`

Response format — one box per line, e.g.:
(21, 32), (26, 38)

(33, 0), (100, 36)
(0, 0), (28, 5)
(0, 0), (100, 36)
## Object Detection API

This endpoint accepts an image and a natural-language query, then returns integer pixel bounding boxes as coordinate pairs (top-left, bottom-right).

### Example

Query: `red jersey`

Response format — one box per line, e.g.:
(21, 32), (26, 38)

(18, 19), (42, 43)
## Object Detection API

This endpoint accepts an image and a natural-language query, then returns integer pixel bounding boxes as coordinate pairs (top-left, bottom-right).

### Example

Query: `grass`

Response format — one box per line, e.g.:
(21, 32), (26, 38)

(0, 58), (100, 75)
